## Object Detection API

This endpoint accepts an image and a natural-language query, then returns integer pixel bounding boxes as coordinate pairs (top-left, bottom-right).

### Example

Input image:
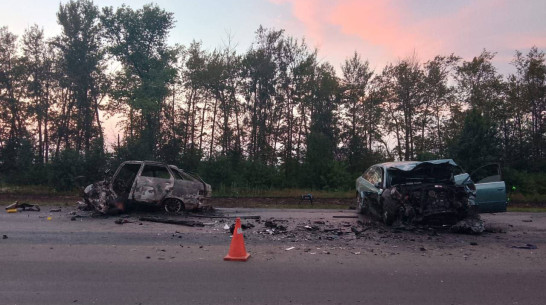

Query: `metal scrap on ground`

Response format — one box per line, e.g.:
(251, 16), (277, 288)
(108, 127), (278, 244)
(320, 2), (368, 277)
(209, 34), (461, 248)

(139, 216), (205, 227)
(5, 201), (40, 212)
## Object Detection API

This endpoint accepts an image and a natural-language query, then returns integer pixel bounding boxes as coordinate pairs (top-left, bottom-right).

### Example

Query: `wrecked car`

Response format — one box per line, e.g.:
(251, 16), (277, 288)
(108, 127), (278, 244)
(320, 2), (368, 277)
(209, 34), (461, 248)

(81, 161), (212, 214)
(355, 159), (507, 225)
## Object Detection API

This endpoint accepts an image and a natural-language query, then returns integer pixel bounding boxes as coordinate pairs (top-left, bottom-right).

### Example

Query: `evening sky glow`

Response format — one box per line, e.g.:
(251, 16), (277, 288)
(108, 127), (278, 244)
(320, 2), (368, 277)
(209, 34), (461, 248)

(1, 0), (544, 74)
(1, 0), (545, 146)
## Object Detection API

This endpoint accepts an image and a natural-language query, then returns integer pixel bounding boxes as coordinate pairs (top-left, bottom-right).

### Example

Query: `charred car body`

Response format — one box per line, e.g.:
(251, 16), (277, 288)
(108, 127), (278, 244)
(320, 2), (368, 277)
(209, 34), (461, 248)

(81, 161), (211, 214)
(355, 159), (507, 225)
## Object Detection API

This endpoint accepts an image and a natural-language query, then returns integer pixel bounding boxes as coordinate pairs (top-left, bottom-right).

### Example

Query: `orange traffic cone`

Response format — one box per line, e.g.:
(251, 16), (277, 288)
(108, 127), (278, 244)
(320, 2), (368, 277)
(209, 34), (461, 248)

(224, 217), (251, 261)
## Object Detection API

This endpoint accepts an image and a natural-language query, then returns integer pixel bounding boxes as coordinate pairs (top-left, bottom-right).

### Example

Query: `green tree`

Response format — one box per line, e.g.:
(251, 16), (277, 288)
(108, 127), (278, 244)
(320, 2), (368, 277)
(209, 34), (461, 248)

(54, 0), (104, 154)
(101, 3), (178, 158)
(450, 109), (499, 171)
(339, 52), (376, 174)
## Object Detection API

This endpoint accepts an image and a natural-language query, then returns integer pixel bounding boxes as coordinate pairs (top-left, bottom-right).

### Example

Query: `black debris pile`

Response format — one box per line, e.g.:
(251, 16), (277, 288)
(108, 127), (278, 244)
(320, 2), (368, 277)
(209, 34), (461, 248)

(5, 201), (40, 212)
(264, 219), (287, 231)
(139, 217), (204, 227)
(451, 217), (485, 235)
(229, 222), (255, 234)
(511, 243), (537, 250)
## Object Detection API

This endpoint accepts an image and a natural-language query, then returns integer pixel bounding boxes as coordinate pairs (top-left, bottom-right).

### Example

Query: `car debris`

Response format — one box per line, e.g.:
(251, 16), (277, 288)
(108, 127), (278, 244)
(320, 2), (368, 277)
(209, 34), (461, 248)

(332, 215), (358, 219)
(114, 218), (133, 225)
(80, 161), (212, 215)
(49, 208), (62, 213)
(299, 194), (313, 204)
(5, 201), (40, 212)
(264, 219), (287, 231)
(511, 244), (538, 250)
(451, 217), (485, 234)
(139, 216), (205, 227)
(229, 222), (254, 234)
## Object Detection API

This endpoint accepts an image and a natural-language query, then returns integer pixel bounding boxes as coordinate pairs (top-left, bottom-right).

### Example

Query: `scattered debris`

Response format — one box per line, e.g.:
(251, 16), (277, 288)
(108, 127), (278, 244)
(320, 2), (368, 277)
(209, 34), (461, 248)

(522, 219), (533, 223)
(511, 244), (537, 250)
(139, 217), (204, 227)
(332, 215), (358, 219)
(229, 222), (254, 234)
(264, 220), (287, 231)
(484, 223), (507, 233)
(451, 218), (485, 234)
(2, 234), (7, 239)
(300, 194), (313, 204)
(114, 218), (133, 225)
(285, 247), (295, 251)
(50, 208), (62, 213)
(470, 242), (478, 246)
(5, 201), (40, 212)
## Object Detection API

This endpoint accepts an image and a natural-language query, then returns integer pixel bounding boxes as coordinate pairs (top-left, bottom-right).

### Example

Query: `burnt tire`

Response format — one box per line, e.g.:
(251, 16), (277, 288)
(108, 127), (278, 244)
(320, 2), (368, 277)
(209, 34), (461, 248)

(164, 198), (184, 213)
(382, 200), (398, 225)
(356, 193), (368, 215)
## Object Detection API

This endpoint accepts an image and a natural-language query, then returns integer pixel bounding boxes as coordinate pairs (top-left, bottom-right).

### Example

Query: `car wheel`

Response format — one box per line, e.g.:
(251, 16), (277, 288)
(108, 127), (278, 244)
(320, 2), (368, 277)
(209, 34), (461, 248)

(164, 198), (184, 213)
(356, 193), (363, 214)
(382, 200), (397, 225)
(356, 193), (370, 215)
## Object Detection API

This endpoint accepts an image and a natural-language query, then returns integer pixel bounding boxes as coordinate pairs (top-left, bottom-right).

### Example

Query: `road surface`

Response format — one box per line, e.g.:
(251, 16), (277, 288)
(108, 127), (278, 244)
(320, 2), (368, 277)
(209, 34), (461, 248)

(1, 207), (545, 304)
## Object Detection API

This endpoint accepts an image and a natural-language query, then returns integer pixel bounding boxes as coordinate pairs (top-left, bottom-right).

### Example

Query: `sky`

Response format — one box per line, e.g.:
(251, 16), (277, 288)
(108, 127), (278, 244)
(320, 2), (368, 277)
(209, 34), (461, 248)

(1, 0), (545, 146)
(1, 0), (545, 75)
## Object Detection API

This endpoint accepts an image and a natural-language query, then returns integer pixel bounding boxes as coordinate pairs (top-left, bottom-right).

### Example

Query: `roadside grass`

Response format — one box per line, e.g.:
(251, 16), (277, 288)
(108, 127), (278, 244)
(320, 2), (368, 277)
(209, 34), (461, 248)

(212, 187), (354, 199)
(509, 192), (546, 204)
(0, 184), (78, 196)
(507, 206), (546, 213)
(210, 202), (350, 210)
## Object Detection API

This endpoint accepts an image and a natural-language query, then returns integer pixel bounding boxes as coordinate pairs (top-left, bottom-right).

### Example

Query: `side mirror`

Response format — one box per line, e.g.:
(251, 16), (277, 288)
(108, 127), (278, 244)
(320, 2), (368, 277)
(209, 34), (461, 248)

(374, 182), (382, 189)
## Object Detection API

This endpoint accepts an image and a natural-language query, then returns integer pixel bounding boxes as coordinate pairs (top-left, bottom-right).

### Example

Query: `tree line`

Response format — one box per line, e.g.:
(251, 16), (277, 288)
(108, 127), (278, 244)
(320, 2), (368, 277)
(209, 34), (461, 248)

(0, 0), (544, 195)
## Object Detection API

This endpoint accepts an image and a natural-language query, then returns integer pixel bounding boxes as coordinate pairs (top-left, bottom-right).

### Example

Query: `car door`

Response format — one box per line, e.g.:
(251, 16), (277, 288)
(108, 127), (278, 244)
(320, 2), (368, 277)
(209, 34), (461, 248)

(471, 163), (507, 213)
(132, 163), (174, 204)
(170, 168), (202, 197)
(359, 166), (383, 209)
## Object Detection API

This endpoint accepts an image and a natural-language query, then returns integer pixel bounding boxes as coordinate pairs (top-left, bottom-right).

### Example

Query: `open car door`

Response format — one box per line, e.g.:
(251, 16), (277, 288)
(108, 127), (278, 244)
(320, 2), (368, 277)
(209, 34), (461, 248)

(471, 163), (507, 213)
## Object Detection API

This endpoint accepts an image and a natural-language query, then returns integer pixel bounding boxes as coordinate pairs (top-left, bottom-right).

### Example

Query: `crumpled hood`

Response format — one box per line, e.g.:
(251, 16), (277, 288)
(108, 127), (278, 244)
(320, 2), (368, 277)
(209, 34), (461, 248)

(387, 160), (457, 186)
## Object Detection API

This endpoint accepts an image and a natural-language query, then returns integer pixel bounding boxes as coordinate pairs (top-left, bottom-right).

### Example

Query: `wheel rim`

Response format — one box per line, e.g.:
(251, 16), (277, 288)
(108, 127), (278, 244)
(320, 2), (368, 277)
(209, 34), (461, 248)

(164, 199), (183, 213)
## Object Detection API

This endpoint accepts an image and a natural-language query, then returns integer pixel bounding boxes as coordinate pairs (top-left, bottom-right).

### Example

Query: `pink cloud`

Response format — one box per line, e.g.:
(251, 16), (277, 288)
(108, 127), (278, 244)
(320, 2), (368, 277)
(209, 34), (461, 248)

(269, 0), (546, 73)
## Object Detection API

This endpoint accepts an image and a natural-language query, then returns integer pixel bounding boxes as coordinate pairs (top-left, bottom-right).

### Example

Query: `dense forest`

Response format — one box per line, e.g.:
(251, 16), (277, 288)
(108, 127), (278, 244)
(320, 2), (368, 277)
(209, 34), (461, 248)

(0, 0), (544, 198)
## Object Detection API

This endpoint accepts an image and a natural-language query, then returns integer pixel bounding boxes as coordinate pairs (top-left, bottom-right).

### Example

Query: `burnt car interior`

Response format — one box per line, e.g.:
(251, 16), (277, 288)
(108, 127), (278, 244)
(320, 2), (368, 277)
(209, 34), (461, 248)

(141, 164), (171, 179)
(112, 163), (141, 195)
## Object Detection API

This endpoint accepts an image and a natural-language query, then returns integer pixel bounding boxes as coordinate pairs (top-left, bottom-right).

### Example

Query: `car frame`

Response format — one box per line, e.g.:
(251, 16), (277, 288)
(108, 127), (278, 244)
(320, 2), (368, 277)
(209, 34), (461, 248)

(82, 160), (211, 213)
(355, 159), (506, 225)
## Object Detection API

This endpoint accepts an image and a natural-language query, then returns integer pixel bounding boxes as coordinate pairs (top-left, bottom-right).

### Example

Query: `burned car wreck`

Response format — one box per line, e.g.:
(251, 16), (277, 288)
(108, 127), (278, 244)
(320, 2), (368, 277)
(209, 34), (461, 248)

(355, 160), (506, 227)
(80, 161), (211, 214)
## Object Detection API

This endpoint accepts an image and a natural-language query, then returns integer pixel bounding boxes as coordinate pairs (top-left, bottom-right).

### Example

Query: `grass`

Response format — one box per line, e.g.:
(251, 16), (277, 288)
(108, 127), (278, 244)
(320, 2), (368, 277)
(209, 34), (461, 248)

(509, 192), (546, 204)
(212, 187), (354, 199)
(0, 184), (78, 196)
(507, 206), (546, 213)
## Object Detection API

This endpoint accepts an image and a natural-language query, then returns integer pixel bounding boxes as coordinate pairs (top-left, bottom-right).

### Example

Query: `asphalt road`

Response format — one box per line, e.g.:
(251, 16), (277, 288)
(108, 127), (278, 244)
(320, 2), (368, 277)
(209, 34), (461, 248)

(1, 208), (545, 305)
